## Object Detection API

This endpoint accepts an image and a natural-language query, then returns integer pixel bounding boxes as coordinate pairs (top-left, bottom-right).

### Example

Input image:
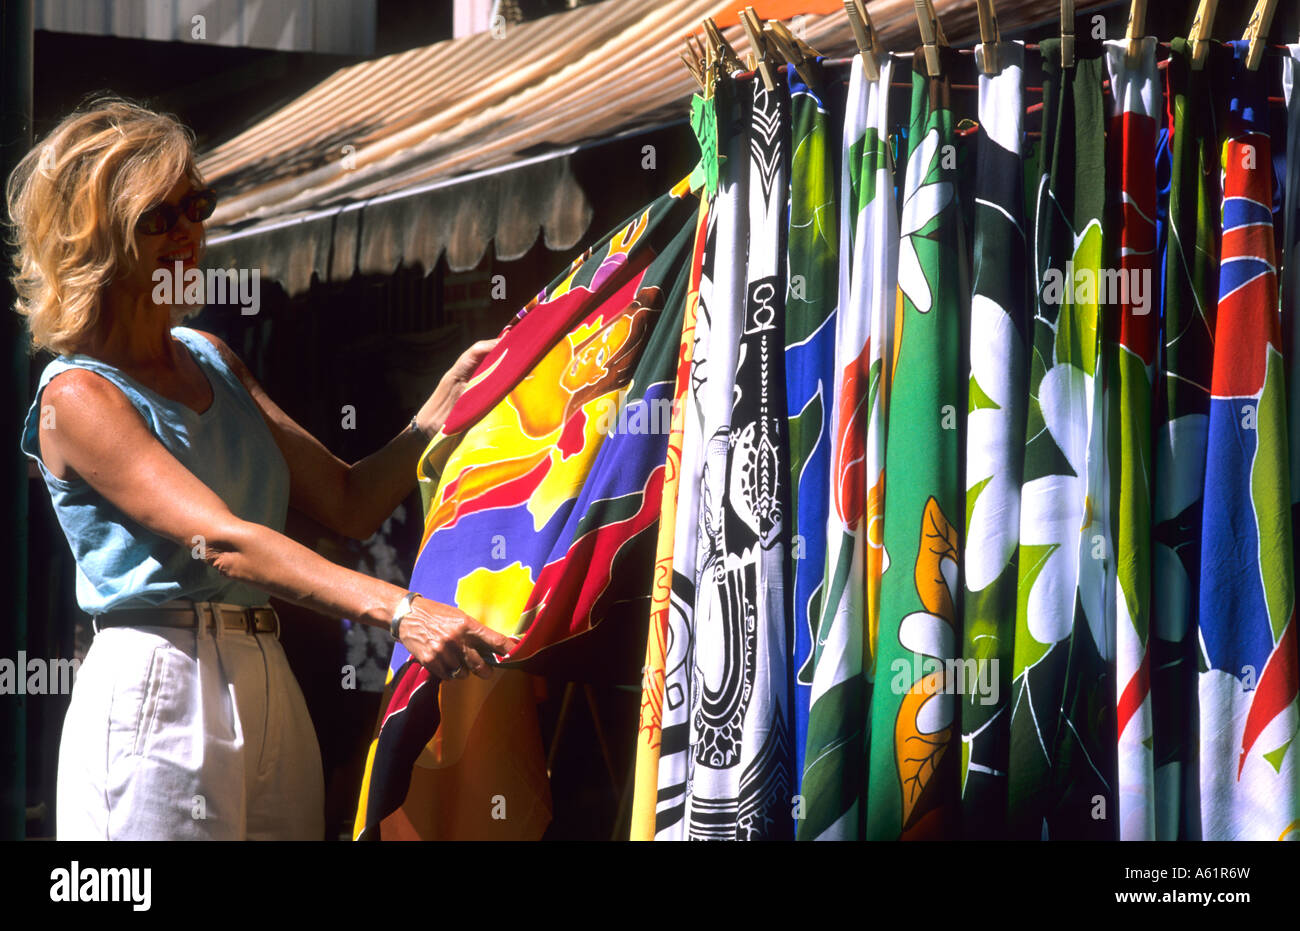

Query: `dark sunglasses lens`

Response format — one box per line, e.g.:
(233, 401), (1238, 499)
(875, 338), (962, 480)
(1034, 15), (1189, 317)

(184, 191), (217, 222)
(136, 205), (174, 235)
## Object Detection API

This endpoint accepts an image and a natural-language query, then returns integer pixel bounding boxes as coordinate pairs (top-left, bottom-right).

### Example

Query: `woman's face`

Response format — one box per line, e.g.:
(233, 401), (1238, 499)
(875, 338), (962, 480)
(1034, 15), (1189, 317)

(118, 176), (204, 303)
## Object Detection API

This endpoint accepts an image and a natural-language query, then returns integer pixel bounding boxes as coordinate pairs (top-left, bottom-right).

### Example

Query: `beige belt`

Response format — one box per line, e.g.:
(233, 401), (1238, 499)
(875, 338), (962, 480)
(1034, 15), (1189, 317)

(92, 600), (279, 637)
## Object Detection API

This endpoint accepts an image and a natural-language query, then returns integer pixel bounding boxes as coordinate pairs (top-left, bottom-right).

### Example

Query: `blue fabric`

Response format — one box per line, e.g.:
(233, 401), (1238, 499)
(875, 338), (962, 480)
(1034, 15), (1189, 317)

(21, 327), (290, 614)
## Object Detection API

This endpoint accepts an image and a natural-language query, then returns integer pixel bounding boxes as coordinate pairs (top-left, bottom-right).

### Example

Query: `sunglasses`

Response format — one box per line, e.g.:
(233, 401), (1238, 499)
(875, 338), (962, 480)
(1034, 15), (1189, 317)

(136, 188), (217, 235)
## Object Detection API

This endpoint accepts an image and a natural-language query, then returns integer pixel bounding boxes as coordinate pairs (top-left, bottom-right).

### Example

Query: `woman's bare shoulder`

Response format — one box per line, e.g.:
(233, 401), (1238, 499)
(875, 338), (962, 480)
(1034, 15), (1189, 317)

(39, 367), (144, 478)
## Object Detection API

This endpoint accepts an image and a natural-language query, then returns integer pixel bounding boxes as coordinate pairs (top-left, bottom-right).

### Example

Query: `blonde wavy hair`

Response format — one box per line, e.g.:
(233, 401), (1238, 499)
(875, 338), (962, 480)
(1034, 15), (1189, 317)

(5, 95), (204, 356)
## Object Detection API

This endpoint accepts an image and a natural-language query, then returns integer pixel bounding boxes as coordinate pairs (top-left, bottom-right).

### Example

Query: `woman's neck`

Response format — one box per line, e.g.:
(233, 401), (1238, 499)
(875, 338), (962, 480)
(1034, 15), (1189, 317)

(80, 290), (178, 370)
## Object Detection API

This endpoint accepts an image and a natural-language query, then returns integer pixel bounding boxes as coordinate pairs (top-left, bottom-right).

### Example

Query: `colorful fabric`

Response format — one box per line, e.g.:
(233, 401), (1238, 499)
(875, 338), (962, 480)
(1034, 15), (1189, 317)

(629, 194), (710, 841)
(799, 53), (897, 841)
(960, 40), (1028, 839)
(1197, 42), (1299, 842)
(355, 183), (696, 840)
(656, 82), (750, 839)
(1151, 37), (1219, 841)
(865, 46), (966, 841)
(1008, 40), (1113, 840)
(685, 77), (794, 840)
(1103, 37), (1161, 841)
(1285, 47), (1300, 648)
(784, 63), (839, 794)
(352, 43), (1300, 843)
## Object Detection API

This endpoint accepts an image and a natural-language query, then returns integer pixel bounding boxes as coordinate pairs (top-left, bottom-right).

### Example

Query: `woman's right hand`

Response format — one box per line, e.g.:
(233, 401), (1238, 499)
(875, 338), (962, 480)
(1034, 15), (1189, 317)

(397, 597), (516, 680)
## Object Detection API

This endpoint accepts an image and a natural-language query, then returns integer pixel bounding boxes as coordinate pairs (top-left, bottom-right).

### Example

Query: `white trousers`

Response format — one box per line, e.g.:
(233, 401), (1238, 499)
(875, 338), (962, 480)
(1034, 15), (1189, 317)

(56, 619), (325, 840)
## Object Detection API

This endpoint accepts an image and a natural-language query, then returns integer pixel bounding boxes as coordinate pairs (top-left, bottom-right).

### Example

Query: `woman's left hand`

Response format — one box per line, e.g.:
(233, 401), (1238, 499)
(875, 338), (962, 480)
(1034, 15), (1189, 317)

(412, 338), (499, 437)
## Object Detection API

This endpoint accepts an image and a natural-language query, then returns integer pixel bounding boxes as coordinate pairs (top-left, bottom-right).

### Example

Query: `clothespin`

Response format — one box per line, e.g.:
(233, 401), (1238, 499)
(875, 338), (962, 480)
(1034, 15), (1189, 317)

(766, 20), (818, 87)
(740, 8), (778, 91)
(1125, 0), (1147, 62)
(1061, 1), (1075, 68)
(1243, 0), (1278, 71)
(1189, 0), (1218, 70)
(702, 35), (718, 100)
(789, 26), (822, 61)
(844, 0), (882, 81)
(702, 17), (745, 76)
(975, 0), (1000, 75)
(681, 53), (704, 91)
(681, 35), (705, 91)
(913, 0), (948, 78)
(681, 33), (712, 96)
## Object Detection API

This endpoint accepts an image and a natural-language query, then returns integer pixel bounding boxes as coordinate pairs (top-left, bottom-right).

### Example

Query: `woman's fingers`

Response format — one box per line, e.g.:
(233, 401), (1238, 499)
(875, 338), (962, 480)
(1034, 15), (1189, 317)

(451, 338), (499, 380)
(464, 622), (516, 658)
(409, 643), (452, 679)
(401, 611), (467, 679)
(460, 646), (492, 679)
(421, 638), (462, 680)
(466, 338), (498, 362)
(404, 598), (516, 676)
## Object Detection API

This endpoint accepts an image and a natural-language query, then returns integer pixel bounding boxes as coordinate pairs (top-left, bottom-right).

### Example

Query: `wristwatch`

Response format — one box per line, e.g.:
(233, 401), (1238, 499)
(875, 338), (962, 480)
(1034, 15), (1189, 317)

(389, 590), (420, 639)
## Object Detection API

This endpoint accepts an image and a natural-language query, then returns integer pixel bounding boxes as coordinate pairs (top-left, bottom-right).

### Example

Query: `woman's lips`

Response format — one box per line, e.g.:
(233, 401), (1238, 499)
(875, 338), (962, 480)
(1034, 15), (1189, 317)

(158, 245), (196, 265)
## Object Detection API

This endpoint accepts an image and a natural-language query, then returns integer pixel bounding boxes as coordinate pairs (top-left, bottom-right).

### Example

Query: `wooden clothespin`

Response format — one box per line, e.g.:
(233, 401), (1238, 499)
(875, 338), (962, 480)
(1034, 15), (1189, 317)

(741, 8), (778, 91)
(1061, 1), (1075, 68)
(680, 33), (711, 96)
(1125, 0), (1147, 62)
(844, 0), (882, 81)
(975, 0), (1000, 75)
(766, 20), (818, 87)
(702, 17), (746, 76)
(1188, 0), (1218, 70)
(913, 0), (948, 78)
(701, 34), (718, 100)
(681, 34), (705, 91)
(681, 53), (704, 91)
(1243, 0), (1278, 71)
(769, 14), (822, 63)
(789, 26), (822, 61)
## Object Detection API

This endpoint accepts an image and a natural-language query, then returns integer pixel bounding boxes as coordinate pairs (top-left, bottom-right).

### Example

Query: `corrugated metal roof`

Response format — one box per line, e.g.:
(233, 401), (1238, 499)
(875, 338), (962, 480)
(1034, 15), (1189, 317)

(200, 0), (1108, 292)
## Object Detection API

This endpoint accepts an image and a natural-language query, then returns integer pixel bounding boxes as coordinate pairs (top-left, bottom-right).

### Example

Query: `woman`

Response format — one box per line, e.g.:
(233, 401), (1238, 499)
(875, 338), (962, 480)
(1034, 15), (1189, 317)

(8, 97), (512, 840)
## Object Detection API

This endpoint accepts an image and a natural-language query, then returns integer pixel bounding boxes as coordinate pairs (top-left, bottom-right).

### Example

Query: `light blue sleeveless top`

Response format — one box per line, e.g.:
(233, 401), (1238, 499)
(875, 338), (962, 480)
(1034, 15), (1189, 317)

(20, 327), (291, 615)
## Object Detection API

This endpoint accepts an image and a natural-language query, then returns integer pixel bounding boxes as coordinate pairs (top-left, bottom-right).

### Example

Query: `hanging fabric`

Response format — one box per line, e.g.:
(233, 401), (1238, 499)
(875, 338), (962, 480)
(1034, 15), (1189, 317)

(629, 195), (710, 841)
(686, 75), (795, 841)
(1008, 38), (1113, 840)
(656, 81), (750, 840)
(799, 52), (897, 842)
(865, 43), (967, 841)
(348, 15), (1300, 844)
(1103, 35), (1161, 842)
(1150, 36), (1220, 842)
(354, 184), (696, 840)
(1197, 40), (1299, 842)
(1285, 45), (1300, 667)
(961, 39), (1028, 840)
(784, 60), (840, 801)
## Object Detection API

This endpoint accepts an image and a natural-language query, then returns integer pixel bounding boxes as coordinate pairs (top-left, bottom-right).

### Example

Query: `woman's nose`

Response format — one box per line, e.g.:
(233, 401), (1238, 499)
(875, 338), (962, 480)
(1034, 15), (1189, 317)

(172, 213), (200, 238)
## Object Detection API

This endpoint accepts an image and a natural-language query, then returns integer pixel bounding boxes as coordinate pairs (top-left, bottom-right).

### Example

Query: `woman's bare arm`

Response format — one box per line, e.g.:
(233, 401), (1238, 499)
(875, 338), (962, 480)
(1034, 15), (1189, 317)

(194, 331), (494, 542)
(39, 367), (512, 678)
